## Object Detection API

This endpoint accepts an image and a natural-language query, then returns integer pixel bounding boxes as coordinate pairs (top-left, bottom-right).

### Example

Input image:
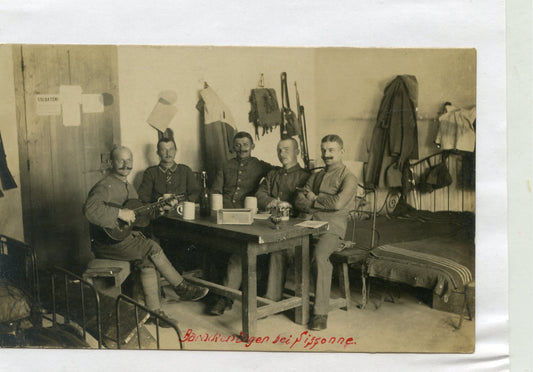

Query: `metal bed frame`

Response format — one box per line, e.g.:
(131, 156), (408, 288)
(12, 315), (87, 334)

(116, 294), (183, 350)
(48, 266), (184, 349)
(1, 234), (183, 349)
(0, 235), (40, 306)
(0, 234), (41, 328)
(45, 266), (103, 348)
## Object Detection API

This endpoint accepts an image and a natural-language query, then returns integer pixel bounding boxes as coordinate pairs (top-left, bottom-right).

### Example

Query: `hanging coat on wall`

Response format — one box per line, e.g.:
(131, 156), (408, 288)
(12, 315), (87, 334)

(196, 86), (238, 188)
(0, 131), (17, 197)
(365, 75), (419, 190)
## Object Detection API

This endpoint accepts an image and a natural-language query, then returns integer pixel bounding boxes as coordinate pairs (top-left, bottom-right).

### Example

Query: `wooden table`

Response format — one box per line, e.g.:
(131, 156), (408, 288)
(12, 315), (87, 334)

(155, 213), (327, 338)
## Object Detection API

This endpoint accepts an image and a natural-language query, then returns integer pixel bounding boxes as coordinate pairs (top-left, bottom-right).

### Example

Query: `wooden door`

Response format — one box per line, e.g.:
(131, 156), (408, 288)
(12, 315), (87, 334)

(13, 45), (121, 270)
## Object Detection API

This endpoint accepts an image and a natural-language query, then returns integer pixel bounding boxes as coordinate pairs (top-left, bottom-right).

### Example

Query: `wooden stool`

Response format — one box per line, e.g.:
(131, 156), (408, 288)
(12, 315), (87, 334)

(330, 245), (371, 311)
(82, 259), (131, 298)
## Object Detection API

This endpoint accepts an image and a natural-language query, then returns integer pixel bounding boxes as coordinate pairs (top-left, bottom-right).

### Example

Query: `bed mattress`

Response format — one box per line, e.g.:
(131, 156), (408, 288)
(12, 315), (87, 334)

(366, 236), (474, 302)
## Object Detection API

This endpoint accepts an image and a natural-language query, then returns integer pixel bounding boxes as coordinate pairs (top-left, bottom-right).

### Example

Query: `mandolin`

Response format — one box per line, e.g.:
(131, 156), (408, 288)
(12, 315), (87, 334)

(104, 194), (184, 241)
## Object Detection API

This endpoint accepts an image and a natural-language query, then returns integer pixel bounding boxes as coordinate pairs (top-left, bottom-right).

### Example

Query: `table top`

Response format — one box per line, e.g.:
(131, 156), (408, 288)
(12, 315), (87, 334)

(161, 211), (328, 244)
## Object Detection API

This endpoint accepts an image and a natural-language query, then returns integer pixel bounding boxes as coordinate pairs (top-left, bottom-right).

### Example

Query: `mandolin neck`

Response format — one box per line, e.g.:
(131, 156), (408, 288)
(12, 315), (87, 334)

(133, 195), (184, 216)
(134, 201), (162, 215)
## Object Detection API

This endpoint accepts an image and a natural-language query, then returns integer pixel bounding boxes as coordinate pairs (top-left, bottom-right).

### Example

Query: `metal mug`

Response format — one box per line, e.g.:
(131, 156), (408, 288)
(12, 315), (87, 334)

(270, 201), (291, 221)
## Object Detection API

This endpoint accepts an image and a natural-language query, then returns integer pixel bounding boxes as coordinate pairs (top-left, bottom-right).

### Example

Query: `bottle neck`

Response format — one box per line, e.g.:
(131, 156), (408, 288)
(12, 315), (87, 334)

(201, 172), (207, 189)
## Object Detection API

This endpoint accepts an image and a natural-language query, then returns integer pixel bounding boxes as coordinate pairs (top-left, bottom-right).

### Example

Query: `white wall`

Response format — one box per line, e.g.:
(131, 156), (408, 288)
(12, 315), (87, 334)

(118, 46), (316, 188)
(315, 48), (476, 162)
(0, 45), (24, 241)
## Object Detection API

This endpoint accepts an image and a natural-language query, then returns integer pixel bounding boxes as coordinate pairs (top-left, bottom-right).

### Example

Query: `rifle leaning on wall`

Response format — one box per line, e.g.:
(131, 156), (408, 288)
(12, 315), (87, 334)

(280, 72), (300, 140)
(295, 82), (310, 170)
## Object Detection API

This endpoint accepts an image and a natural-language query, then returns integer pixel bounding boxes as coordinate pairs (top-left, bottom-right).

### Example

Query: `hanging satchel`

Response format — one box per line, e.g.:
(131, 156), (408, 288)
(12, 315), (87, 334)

(248, 74), (281, 139)
(418, 153), (452, 193)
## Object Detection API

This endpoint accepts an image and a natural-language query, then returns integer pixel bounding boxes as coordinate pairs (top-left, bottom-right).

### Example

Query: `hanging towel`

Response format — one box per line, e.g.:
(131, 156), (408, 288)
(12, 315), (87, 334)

(197, 87), (238, 187)
(435, 105), (476, 152)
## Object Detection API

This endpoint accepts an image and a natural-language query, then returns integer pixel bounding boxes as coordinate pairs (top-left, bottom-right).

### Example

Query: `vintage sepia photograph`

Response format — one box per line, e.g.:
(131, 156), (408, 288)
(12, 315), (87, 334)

(0, 45), (475, 353)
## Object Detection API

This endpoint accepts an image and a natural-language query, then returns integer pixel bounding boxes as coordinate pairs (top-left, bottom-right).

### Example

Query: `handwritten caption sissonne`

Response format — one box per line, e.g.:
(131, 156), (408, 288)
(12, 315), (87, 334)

(183, 329), (356, 350)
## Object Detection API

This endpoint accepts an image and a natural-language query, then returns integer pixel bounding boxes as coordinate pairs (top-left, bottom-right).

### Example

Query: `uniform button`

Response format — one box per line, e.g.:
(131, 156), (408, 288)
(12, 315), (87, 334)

(240, 163), (244, 167)
(239, 170), (243, 174)
(236, 187), (240, 191)
(237, 179), (241, 183)
(232, 199), (236, 203)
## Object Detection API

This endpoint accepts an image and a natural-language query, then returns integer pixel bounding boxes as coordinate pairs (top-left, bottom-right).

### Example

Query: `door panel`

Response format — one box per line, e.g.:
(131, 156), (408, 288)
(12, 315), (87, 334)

(15, 45), (120, 269)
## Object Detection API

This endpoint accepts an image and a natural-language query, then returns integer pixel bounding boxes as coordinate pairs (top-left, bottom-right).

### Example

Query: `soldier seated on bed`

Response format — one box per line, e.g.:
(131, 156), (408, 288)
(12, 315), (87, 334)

(295, 134), (357, 331)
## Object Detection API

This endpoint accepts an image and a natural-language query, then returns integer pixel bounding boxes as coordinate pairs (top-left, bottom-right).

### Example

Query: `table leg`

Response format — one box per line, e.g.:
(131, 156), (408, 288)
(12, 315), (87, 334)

(241, 242), (257, 339)
(294, 236), (310, 325)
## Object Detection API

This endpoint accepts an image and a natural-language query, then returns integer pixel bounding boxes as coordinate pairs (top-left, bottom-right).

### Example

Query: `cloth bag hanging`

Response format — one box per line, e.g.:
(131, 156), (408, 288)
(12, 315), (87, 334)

(418, 154), (453, 193)
(248, 88), (281, 138)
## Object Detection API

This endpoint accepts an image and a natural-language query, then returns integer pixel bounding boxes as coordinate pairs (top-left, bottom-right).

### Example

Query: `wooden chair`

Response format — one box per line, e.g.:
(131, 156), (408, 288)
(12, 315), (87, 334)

(329, 185), (378, 311)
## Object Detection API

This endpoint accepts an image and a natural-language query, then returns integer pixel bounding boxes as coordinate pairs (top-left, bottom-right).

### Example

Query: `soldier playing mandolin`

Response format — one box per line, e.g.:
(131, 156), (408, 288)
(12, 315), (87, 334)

(83, 145), (208, 326)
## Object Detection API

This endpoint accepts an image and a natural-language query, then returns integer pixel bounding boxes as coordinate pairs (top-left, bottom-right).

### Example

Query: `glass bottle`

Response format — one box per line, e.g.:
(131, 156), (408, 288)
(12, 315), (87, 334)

(199, 171), (210, 217)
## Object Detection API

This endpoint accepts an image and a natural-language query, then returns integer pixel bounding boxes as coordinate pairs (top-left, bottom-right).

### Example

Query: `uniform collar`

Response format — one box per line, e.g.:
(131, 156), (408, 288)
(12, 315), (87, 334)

(325, 161), (344, 172)
(283, 164), (301, 173)
(110, 172), (129, 183)
(235, 156), (254, 165)
(158, 163), (178, 173)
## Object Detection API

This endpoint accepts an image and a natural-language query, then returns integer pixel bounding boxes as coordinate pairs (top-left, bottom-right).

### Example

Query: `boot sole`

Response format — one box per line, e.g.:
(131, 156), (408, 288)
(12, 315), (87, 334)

(208, 301), (233, 316)
(180, 288), (209, 302)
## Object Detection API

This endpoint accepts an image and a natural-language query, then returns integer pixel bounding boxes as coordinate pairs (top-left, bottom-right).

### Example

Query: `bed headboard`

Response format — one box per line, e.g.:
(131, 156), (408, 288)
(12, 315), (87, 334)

(0, 235), (39, 303)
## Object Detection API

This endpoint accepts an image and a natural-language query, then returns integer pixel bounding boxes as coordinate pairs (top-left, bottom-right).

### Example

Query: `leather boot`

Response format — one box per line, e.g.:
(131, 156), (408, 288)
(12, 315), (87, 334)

(174, 280), (209, 301)
(146, 309), (177, 329)
(309, 314), (328, 331)
(208, 297), (233, 316)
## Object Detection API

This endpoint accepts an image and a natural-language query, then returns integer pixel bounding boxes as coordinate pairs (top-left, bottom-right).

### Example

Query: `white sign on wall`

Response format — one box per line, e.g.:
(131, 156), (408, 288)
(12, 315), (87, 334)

(35, 86), (105, 126)
(35, 94), (61, 115)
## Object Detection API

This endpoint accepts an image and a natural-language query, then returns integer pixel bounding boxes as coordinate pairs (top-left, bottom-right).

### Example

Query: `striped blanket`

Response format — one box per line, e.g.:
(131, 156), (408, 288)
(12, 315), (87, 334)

(367, 237), (473, 302)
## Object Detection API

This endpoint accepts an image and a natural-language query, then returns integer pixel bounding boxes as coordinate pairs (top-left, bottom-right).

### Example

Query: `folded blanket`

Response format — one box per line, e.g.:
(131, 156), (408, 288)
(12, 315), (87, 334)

(368, 242), (473, 301)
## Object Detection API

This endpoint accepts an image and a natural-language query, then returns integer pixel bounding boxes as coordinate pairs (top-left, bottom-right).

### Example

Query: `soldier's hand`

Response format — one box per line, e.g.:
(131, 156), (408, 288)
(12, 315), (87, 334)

(118, 208), (136, 225)
(305, 190), (318, 201)
(159, 194), (179, 210)
(166, 198), (178, 208)
(266, 199), (280, 210)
